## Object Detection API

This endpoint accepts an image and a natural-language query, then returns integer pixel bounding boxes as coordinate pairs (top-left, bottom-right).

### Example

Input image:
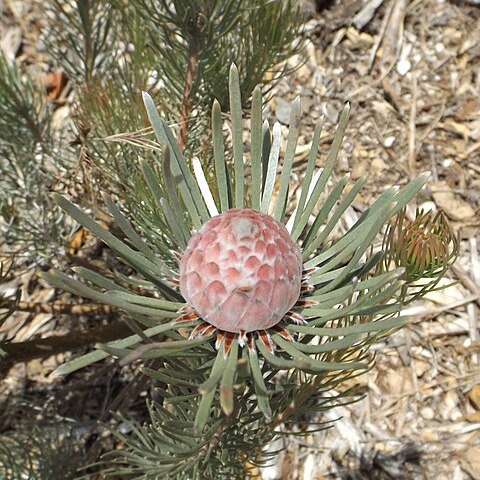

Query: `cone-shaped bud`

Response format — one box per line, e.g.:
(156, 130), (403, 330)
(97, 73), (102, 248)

(180, 208), (302, 333)
(385, 208), (458, 281)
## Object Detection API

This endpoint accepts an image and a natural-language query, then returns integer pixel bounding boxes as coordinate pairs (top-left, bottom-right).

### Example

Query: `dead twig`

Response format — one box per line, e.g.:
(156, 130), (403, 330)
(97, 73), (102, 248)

(368, 1), (394, 72)
(0, 321), (131, 373)
(408, 75), (418, 176)
(0, 300), (112, 317)
(352, 0), (385, 30)
(377, 0), (409, 79)
(404, 293), (480, 323)
(451, 264), (480, 309)
(468, 237), (480, 364)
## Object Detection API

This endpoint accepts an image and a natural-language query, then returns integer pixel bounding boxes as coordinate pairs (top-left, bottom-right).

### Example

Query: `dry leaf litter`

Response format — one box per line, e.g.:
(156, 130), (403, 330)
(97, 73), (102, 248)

(1, 0), (479, 479)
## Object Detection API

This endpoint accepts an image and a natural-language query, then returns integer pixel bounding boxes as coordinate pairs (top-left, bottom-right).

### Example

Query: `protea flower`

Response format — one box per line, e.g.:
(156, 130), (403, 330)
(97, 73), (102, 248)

(180, 208), (303, 339)
(46, 65), (430, 431)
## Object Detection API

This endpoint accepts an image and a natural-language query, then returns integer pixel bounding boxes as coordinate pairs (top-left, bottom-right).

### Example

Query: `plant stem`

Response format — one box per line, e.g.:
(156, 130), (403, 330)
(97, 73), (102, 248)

(2, 300), (112, 315)
(0, 320), (130, 373)
(178, 6), (200, 150)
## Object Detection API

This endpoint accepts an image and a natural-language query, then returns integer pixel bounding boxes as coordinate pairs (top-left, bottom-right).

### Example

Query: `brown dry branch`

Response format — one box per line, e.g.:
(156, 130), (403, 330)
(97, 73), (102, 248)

(1, 321), (130, 372)
(377, 0), (409, 79)
(2, 300), (112, 315)
(408, 75), (418, 175)
(179, 37), (198, 151)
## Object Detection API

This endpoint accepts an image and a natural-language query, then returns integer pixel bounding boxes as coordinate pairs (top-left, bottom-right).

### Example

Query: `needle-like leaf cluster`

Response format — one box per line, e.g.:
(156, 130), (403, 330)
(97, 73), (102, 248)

(0, 405), (83, 480)
(0, 53), (76, 261)
(43, 0), (306, 211)
(41, 65), (448, 478)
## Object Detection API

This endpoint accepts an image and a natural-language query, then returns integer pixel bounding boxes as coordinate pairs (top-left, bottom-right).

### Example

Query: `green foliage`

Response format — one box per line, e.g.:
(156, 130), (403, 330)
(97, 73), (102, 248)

(0, 0), (305, 260)
(87, 370), (359, 479)
(0, 1), (456, 477)
(96, 401), (252, 479)
(0, 408), (83, 480)
(134, 0), (304, 116)
(380, 207), (458, 302)
(43, 65), (444, 478)
(0, 52), (75, 261)
(43, 0), (306, 220)
(0, 261), (20, 357)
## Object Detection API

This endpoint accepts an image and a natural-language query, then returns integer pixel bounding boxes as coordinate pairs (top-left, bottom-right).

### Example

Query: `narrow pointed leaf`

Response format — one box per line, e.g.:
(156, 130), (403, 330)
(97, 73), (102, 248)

(391, 173), (430, 214)
(273, 336), (366, 371)
(138, 160), (181, 251)
(304, 176), (365, 257)
(72, 266), (130, 292)
(229, 64), (244, 207)
(212, 99), (230, 212)
(109, 290), (183, 311)
(248, 350), (272, 419)
(292, 103), (350, 240)
(290, 118), (323, 231)
(287, 169), (322, 233)
(288, 315), (409, 337)
(53, 195), (174, 289)
(256, 339), (311, 370)
(52, 321), (198, 376)
(195, 349), (228, 432)
(302, 175), (351, 251)
(273, 96), (301, 221)
(141, 367), (200, 388)
(250, 86), (263, 209)
(261, 120), (271, 190)
(104, 195), (159, 262)
(304, 189), (397, 269)
(305, 278), (403, 323)
(136, 338), (210, 358)
(44, 271), (180, 318)
(260, 122), (281, 212)
(142, 92), (209, 225)
(159, 197), (186, 250)
(293, 334), (362, 354)
(220, 340), (239, 415)
(193, 156), (219, 217)
(160, 150), (191, 243)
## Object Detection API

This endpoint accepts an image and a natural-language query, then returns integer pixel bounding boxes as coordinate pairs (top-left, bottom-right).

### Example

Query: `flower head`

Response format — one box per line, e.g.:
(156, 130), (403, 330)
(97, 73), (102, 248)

(180, 208), (302, 333)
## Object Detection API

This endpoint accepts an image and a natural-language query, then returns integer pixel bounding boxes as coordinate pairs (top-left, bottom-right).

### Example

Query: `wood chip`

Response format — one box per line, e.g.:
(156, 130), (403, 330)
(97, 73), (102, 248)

(431, 181), (476, 220)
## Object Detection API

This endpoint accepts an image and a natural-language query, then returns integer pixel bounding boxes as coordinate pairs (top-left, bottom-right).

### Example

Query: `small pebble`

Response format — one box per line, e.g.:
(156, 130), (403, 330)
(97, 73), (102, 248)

(383, 136), (396, 148)
(442, 158), (453, 167)
(420, 407), (435, 420)
(396, 59), (411, 76)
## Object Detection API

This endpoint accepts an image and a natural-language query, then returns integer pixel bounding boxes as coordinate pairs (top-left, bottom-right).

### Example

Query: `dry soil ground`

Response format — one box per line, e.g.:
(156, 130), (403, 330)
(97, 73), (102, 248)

(1, 1), (479, 479)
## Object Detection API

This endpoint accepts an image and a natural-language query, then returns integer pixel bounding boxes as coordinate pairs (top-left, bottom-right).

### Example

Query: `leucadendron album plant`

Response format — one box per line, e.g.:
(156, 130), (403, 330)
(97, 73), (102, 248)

(44, 65), (455, 478)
